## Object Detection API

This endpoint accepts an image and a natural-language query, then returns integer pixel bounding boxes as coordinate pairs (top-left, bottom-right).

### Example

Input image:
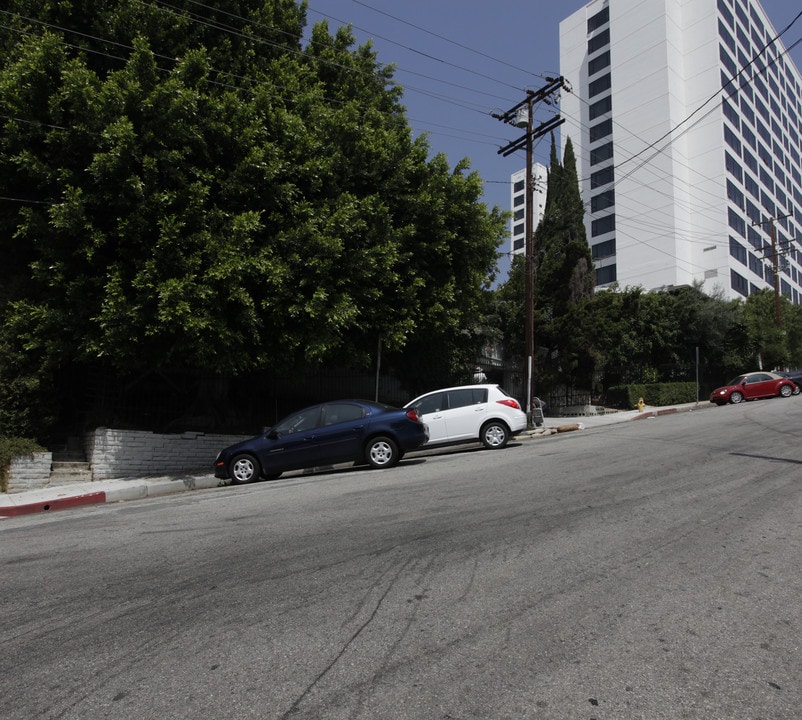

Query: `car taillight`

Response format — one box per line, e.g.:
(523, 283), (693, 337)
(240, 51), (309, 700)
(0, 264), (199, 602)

(497, 398), (521, 410)
(406, 409), (421, 422)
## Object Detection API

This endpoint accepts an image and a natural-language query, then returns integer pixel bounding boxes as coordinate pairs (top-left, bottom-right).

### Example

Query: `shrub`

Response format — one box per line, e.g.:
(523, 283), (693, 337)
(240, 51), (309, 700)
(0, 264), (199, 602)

(607, 382), (699, 409)
(0, 437), (46, 493)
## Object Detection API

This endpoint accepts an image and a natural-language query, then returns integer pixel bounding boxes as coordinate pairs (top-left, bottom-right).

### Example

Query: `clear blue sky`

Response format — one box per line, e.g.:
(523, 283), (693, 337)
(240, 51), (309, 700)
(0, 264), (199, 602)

(302, 0), (802, 284)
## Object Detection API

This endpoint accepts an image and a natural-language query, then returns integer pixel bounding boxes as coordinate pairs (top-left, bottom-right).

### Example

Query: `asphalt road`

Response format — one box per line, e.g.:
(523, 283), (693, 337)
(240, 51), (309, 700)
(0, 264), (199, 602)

(1, 399), (800, 719)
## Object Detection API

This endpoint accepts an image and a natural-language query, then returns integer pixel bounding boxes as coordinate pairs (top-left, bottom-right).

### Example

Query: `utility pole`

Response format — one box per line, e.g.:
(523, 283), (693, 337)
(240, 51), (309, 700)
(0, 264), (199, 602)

(752, 213), (791, 329)
(492, 76), (565, 429)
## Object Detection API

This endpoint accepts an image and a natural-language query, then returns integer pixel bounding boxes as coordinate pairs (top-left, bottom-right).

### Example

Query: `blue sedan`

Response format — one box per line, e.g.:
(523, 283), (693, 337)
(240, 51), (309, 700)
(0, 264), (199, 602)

(214, 400), (429, 483)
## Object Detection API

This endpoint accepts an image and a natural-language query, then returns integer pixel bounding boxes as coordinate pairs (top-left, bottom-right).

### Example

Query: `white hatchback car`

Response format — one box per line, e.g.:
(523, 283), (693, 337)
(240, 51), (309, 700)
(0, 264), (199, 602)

(404, 384), (527, 450)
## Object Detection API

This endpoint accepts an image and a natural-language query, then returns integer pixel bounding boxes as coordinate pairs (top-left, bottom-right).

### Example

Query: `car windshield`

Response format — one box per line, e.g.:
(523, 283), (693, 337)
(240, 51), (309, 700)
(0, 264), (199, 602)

(727, 375), (747, 386)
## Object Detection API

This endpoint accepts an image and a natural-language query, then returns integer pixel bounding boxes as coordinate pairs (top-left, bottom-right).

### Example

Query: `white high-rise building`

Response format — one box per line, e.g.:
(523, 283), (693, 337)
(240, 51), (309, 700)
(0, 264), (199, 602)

(509, 163), (548, 257)
(558, 0), (802, 301)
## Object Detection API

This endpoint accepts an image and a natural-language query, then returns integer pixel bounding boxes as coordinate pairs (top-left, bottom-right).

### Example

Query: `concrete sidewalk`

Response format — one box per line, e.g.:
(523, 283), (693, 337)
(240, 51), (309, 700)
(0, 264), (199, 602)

(1, 402), (713, 518)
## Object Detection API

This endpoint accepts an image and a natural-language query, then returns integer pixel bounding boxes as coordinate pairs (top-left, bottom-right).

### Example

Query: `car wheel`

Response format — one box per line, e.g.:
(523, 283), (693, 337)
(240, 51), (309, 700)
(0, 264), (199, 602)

(481, 421), (509, 449)
(366, 436), (399, 468)
(729, 391), (744, 404)
(230, 453), (261, 484)
(794, 386), (801, 396)
(780, 384), (793, 398)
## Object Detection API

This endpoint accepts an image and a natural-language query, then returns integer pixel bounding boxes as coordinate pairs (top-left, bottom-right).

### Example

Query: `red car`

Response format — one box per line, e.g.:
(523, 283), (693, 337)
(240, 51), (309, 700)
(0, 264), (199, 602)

(709, 371), (796, 405)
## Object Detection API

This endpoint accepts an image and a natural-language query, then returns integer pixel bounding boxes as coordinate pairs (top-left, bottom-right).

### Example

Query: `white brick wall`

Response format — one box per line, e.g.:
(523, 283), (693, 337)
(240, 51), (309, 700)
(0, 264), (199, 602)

(86, 428), (249, 480)
(6, 452), (53, 493)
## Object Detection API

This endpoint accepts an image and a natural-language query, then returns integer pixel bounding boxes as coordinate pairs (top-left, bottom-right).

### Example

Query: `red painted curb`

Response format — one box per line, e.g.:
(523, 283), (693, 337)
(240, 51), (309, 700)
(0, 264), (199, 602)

(0, 491), (106, 517)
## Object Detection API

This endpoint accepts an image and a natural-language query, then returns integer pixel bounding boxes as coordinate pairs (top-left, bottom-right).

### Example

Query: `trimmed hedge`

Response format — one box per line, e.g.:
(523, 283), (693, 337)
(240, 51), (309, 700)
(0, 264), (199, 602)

(606, 382), (699, 409)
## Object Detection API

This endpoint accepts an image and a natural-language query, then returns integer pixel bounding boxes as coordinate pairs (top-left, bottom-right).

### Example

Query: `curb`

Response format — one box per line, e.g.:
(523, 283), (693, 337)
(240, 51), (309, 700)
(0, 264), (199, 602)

(0, 474), (224, 518)
(0, 491), (107, 517)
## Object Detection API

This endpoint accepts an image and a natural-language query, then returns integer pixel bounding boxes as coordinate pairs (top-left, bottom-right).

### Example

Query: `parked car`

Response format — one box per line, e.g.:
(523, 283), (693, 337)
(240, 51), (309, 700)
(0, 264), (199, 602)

(776, 369), (802, 395)
(709, 371), (796, 405)
(404, 384), (527, 450)
(214, 400), (429, 484)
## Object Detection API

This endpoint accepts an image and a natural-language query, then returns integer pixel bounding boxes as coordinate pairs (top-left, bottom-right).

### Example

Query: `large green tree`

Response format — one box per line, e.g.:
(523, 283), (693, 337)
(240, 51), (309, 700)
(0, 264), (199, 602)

(0, 1), (504, 438)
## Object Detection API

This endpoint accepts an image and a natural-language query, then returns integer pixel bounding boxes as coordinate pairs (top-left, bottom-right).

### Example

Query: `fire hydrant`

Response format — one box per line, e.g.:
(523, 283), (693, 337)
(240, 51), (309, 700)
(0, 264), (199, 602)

(637, 397), (646, 412)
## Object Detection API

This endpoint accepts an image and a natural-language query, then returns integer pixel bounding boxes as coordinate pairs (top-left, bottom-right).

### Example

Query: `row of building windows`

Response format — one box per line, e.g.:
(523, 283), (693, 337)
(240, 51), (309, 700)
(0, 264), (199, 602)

(586, 6), (616, 270)
(718, 0), (802, 305)
(730, 268), (800, 303)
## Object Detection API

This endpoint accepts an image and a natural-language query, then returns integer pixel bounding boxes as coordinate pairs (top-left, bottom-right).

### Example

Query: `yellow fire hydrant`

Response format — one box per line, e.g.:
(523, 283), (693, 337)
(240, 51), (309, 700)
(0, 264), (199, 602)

(637, 397), (646, 412)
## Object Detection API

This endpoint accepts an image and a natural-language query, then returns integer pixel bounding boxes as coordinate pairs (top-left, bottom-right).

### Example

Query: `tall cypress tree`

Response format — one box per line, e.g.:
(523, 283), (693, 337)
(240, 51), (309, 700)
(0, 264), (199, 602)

(532, 134), (595, 393)
(535, 134), (594, 318)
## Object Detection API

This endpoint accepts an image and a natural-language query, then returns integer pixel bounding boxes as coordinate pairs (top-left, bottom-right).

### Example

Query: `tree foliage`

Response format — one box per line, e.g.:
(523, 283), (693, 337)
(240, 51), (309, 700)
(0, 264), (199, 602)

(0, 0), (504, 438)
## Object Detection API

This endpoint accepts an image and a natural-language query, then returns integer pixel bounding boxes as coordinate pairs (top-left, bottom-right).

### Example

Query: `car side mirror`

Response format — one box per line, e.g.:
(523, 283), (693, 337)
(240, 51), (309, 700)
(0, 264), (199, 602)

(265, 428), (278, 439)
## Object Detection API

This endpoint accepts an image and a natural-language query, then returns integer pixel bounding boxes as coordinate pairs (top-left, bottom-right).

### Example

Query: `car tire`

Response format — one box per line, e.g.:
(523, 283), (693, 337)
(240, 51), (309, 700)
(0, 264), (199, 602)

(729, 391), (744, 404)
(230, 453), (261, 484)
(366, 436), (399, 468)
(780, 384), (793, 398)
(794, 386), (801, 396)
(480, 420), (509, 449)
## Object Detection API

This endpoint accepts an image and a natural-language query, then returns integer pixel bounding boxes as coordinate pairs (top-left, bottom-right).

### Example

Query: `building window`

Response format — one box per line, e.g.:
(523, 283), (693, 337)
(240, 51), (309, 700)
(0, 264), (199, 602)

(513, 209), (524, 220)
(513, 223), (524, 236)
(588, 28), (610, 54)
(731, 269), (749, 297)
(746, 199), (761, 225)
(719, 20), (736, 53)
(592, 238), (616, 260)
(742, 124), (756, 150)
(514, 194), (525, 207)
(749, 252), (763, 276)
(744, 173), (759, 200)
(589, 96), (612, 120)
(726, 179), (744, 209)
(721, 98), (740, 128)
(725, 151), (742, 182)
(720, 45), (737, 77)
(595, 264), (617, 285)
(724, 125), (741, 154)
(729, 237), (747, 265)
(587, 6), (609, 33)
(743, 147), (758, 172)
(741, 101), (755, 126)
(591, 166), (615, 189)
(590, 142), (614, 165)
(591, 190), (615, 212)
(514, 180), (524, 192)
(589, 73), (612, 98)
(748, 225), (763, 250)
(588, 50), (611, 77)
(728, 207), (746, 237)
(760, 190), (775, 218)
(590, 118), (613, 143)
(759, 168), (774, 195)
(513, 238), (525, 251)
(718, 0), (734, 28)
(592, 214), (616, 237)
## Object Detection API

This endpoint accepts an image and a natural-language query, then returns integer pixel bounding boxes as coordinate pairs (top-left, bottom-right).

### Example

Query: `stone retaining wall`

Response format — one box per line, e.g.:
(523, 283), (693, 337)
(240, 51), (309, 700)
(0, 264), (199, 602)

(86, 428), (250, 480)
(6, 452), (53, 493)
